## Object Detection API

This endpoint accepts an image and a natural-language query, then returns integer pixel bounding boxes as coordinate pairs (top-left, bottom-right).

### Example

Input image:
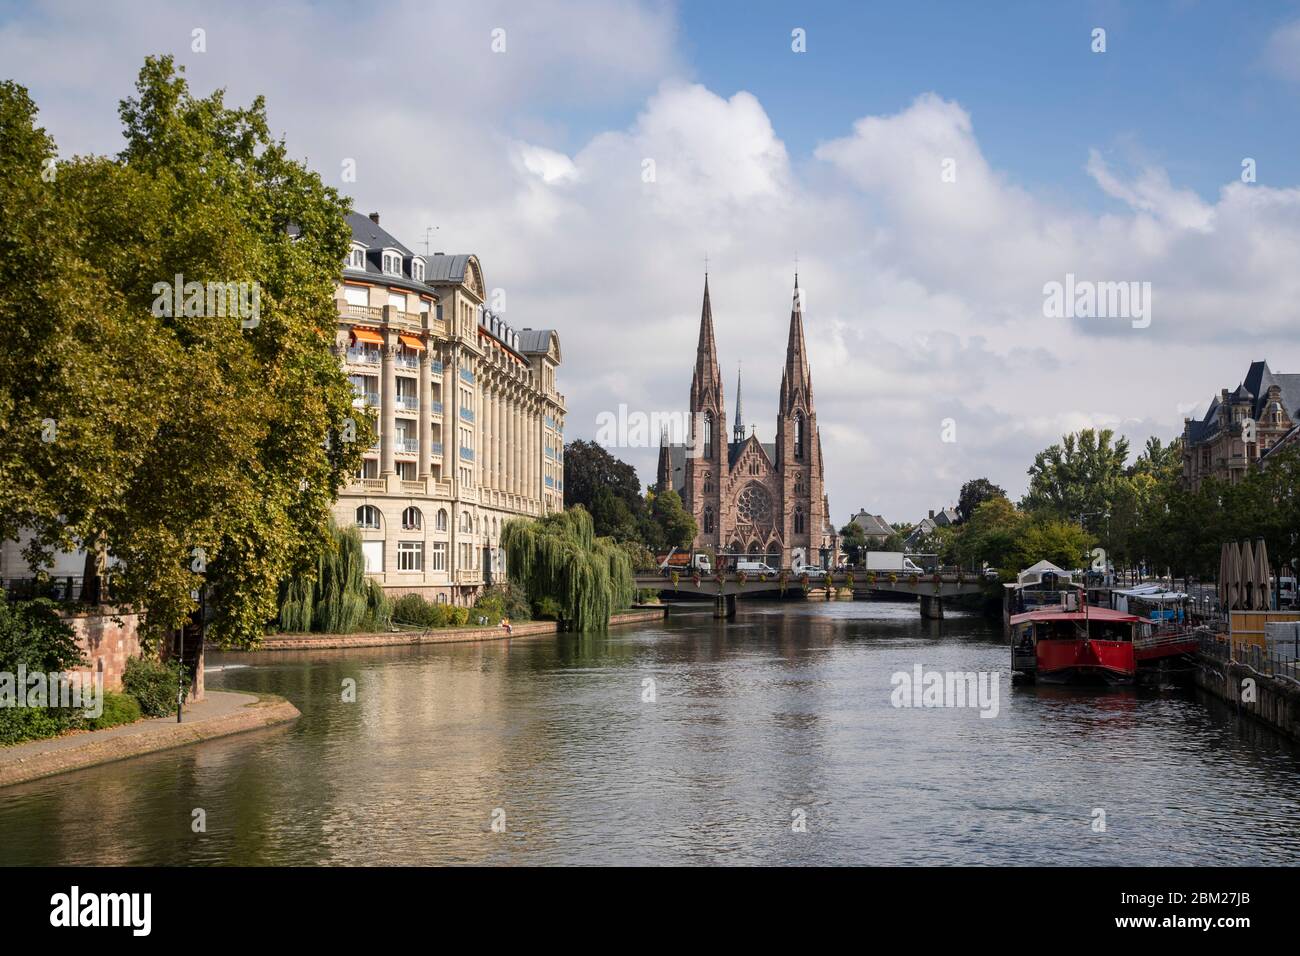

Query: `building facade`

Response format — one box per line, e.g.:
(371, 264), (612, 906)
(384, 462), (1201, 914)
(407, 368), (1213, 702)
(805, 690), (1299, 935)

(1182, 360), (1300, 490)
(656, 276), (837, 569)
(334, 212), (564, 604)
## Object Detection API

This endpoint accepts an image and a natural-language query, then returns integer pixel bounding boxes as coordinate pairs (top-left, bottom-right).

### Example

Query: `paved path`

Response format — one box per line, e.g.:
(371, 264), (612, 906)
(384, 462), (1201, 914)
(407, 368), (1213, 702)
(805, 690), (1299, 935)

(0, 691), (300, 788)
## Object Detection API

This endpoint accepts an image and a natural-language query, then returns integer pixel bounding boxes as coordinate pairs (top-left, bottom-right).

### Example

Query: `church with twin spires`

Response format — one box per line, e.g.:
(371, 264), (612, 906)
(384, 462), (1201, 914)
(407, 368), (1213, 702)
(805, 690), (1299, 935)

(656, 276), (838, 569)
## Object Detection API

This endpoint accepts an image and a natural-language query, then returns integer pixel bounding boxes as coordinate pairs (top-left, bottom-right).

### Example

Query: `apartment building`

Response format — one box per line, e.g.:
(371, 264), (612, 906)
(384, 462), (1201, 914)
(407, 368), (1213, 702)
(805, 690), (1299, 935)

(335, 212), (565, 604)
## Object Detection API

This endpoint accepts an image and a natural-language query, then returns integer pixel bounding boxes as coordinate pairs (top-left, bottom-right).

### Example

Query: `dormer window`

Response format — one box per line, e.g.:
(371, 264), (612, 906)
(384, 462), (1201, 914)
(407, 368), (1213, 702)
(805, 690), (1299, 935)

(346, 244), (366, 270)
(412, 258), (425, 282)
(382, 249), (403, 276)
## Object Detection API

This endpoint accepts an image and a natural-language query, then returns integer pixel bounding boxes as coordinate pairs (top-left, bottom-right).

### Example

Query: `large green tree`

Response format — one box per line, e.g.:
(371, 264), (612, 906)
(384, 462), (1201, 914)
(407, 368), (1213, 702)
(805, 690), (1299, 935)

(0, 59), (368, 648)
(562, 439), (651, 541)
(1022, 428), (1130, 533)
(956, 478), (1006, 523)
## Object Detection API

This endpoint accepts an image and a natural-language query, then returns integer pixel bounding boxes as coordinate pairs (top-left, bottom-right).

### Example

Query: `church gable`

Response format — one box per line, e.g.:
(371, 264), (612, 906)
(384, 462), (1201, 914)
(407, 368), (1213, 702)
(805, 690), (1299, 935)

(728, 435), (773, 476)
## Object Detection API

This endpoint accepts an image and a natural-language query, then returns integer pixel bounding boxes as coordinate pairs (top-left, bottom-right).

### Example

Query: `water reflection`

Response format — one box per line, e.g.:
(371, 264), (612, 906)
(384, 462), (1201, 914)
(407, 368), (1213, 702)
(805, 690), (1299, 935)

(1, 597), (1298, 865)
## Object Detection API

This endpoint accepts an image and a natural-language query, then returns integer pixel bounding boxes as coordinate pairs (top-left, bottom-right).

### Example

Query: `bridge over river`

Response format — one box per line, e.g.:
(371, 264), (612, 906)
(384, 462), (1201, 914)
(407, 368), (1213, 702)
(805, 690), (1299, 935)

(634, 570), (991, 619)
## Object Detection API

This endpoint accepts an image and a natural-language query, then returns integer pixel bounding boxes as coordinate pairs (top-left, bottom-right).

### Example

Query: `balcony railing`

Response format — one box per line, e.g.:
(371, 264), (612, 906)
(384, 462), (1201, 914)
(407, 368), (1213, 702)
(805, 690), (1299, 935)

(354, 391), (379, 406)
(400, 479), (426, 494)
(459, 446), (475, 461)
(398, 438), (419, 453)
(346, 348), (381, 365)
(346, 304), (382, 322)
(430, 400), (443, 415)
(395, 353), (419, 370)
(397, 395), (418, 411)
(430, 360), (444, 375)
(459, 368), (475, 384)
(459, 407), (475, 423)
(430, 442), (444, 457)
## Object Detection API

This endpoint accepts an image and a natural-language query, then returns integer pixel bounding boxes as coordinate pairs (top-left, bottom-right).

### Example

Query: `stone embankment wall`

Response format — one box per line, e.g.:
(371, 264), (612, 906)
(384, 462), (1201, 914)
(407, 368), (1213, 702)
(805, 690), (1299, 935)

(228, 607), (667, 652)
(1196, 654), (1300, 741)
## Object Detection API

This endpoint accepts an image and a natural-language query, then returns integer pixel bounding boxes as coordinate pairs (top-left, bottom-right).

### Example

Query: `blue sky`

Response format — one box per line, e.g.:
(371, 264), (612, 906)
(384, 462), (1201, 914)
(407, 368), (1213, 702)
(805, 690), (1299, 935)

(3, 0), (1299, 519)
(572, 1), (1300, 208)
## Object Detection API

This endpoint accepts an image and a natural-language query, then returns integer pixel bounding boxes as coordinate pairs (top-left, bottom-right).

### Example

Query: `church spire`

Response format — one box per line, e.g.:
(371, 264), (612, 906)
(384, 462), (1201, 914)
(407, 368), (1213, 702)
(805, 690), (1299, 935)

(780, 273), (812, 412)
(690, 273), (723, 412)
(733, 362), (745, 442)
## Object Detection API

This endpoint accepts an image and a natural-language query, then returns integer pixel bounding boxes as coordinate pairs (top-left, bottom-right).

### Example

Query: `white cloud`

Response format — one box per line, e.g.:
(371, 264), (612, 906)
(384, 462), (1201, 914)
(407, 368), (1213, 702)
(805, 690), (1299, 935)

(4, 4), (1297, 524)
(1263, 18), (1300, 83)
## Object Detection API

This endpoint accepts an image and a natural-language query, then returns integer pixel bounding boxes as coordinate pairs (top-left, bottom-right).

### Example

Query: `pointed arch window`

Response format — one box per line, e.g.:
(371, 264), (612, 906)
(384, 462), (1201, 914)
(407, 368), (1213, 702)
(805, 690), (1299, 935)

(794, 505), (806, 534)
(703, 506), (715, 534)
(794, 472), (805, 494)
(794, 412), (804, 460)
(702, 411), (714, 459)
(703, 471), (713, 494)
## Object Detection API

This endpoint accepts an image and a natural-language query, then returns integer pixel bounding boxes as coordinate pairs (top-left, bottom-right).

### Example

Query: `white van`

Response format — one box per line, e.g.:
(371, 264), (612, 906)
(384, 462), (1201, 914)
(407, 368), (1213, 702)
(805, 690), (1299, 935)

(736, 561), (779, 575)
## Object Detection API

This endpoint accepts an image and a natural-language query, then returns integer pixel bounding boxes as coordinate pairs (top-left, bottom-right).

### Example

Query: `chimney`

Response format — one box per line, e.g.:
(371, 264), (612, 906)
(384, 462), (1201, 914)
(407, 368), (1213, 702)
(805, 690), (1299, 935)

(369, 212), (380, 225)
(928, 510), (935, 519)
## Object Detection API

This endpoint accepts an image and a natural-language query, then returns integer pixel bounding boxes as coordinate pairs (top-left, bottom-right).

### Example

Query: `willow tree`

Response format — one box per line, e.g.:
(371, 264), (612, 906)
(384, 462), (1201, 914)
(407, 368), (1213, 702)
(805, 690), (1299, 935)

(277, 521), (389, 634)
(501, 506), (634, 632)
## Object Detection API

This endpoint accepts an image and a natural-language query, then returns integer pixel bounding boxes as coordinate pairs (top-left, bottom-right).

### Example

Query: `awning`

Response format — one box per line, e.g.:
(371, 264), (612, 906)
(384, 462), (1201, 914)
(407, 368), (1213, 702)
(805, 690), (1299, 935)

(399, 334), (425, 352)
(351, 328), (383, 345)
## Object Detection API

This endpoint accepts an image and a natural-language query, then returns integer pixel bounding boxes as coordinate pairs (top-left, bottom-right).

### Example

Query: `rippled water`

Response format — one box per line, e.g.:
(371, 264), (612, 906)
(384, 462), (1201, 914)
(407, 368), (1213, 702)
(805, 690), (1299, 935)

(2, 599), (1298, 865)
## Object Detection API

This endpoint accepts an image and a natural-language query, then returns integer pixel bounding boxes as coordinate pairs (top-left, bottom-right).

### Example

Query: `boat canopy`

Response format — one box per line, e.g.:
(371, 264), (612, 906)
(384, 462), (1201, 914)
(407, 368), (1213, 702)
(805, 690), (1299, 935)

(1111, 584), (1188, 603)
(1016, 560), (1072, 588)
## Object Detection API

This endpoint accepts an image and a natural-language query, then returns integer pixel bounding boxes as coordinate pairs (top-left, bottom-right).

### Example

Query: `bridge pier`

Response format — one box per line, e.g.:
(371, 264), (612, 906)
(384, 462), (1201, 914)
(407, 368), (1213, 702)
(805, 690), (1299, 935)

(714, 593), (737, 619)
(919, 594), (944, 620)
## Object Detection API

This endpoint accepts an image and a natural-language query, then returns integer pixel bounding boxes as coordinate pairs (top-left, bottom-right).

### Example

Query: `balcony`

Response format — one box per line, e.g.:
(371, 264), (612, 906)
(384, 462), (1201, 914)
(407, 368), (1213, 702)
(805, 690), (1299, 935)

(395, 353), (419, 370)
(397, 395), (418, 412)
(459, 368), (475, 384)
(431, 478), (453, 497)
(397, 437), (419, 454)
(358, 477), (385, 493)
(346, 348), (381, 365)
(459, 407), (475, 423)
(400, 479), (426, 494)
(430, 360), (444, 375)
(455, 569), (481, 585)
(353, 391), (379, 406)
(345, 304), (382, 323)
(430, 442), (444, 457)
(459, 446), (475, 461)
(431, 400), (443, 415)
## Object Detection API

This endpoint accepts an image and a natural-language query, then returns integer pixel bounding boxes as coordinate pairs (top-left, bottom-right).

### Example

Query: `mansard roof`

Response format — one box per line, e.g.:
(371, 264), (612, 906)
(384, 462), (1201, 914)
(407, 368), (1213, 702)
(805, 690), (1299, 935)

(1186, 360), (1300, 444)
(343, 211), (435, 298)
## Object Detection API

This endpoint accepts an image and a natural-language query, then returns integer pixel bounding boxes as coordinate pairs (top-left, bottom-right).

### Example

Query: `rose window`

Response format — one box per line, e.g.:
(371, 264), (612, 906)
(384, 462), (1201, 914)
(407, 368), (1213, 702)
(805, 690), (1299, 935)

(737, 483), (772, 524)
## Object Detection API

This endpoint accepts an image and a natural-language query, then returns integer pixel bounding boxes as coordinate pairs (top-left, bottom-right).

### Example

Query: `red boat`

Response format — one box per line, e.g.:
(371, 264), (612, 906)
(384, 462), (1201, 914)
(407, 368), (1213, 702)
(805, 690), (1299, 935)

(1010, 603), (1141, 684)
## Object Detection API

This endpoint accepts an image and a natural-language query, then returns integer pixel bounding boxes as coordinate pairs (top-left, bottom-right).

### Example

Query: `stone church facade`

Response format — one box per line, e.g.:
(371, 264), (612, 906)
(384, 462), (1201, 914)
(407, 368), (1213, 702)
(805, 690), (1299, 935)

(656, 277), (837, 569)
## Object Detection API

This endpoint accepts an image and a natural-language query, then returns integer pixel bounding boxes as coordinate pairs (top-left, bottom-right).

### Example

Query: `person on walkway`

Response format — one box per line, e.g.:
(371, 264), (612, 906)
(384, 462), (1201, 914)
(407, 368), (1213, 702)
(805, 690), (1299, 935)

(501, 617), (512, 636)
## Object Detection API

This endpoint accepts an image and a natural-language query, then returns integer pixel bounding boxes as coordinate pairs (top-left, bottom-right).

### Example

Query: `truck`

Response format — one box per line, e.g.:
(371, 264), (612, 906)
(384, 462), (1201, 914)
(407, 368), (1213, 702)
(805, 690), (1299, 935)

(864, 551), (925, 574)
(658, 548), (713, 575)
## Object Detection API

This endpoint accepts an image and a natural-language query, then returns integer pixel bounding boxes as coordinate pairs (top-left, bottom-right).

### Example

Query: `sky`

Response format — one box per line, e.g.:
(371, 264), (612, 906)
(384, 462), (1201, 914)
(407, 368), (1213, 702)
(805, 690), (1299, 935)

(4, 0), (1300, 524)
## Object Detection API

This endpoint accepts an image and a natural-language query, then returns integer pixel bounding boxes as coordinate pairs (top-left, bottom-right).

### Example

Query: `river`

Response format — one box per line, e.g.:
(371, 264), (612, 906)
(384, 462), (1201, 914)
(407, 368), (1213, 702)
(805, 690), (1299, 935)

(2, 599), (1298, 865)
